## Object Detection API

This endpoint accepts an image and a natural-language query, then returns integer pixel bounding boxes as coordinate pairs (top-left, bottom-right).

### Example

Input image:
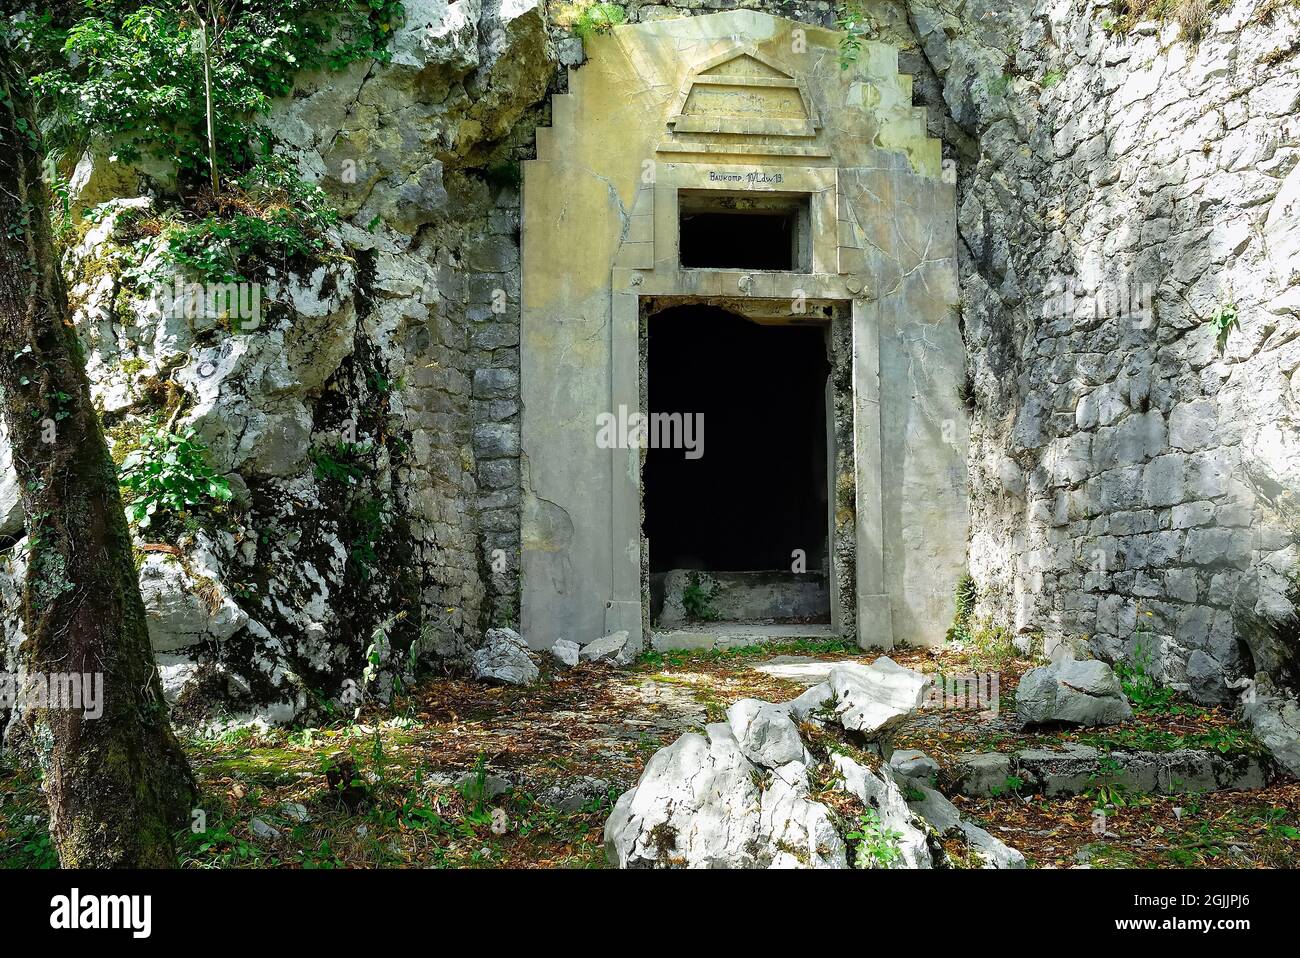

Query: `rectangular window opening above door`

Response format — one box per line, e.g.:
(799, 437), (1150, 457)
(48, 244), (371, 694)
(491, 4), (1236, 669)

(678, 190), (811, 272)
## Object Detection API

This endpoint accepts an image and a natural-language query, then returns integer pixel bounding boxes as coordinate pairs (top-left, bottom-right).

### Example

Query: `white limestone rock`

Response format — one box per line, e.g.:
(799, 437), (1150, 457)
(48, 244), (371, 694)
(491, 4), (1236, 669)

(831, 754), (933, 869)
(551, 638), (580, 669)
(604, 723), (768, 868)
(725, 698), (810, 769)
(139, 553), (248, 652)
(908, 786), (1026, 869)
(156, 655), (202, 705)
(1017, 654), (1134, 727)
(889, 748), (941, 787)
(605, 656), (941, 869)
(580, 630), (634, 665)
(0, 421), (24, 539)
(827, 657), (932, 738)
(471, 628), (538, 686)
(1242, 685), (1300, 779)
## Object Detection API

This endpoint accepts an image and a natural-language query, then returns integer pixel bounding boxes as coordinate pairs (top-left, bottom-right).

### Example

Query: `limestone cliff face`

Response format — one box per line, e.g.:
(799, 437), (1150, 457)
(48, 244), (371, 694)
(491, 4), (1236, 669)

(1, 0), (1297, 727)
(1, 0), (555, 728)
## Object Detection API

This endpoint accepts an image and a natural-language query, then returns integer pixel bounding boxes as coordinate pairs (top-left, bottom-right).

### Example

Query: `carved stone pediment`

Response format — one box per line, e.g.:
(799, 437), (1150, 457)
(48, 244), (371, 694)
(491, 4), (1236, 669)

(665, 45), (821, 139)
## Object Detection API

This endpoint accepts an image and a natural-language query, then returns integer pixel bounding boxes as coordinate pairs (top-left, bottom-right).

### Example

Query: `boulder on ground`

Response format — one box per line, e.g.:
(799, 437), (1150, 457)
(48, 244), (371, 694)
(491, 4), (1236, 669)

(908, 786), (1026, 869)
(551, 638), (580, 669)
(726, 698), (810, 769)
(603, 722), (846, 868)
(537, 776), (612, 813)
(950, 751), (1013, 797)
(828, 656), (931, 737)
(1016, 654), (1133, 727)
(580, 630), (634, 666)
(889, 748), (941, 787)
(471, 628), (539, 685)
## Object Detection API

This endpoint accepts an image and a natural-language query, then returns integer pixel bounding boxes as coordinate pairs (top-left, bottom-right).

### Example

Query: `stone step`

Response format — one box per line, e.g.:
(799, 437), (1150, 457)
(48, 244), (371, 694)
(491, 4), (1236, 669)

(651, 622), (838, 653)
(949, 744), (1272, 799)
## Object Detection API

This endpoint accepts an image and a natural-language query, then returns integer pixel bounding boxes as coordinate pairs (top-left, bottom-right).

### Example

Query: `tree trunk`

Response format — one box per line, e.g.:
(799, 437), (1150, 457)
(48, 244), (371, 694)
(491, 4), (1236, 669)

(0, 37), (195, 867)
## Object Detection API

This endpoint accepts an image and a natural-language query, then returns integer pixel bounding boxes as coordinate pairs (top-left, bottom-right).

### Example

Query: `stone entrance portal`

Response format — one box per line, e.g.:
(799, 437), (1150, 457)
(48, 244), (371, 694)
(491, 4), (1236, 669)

(520, 12), (968, 657)
(643, 302), (836, 641)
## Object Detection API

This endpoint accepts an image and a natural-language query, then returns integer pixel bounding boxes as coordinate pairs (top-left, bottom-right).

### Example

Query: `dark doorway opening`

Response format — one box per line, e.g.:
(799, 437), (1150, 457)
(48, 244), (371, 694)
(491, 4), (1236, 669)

(644, 304), (830, 578)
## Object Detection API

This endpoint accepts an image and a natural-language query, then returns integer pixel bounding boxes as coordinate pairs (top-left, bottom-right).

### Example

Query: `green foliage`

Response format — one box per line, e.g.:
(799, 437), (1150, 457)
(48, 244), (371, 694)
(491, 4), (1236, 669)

(1041, 68), (1065, 88)
(989, 774), (1025, 798)
(945, 574), (1019, 668)
(312, 442), (373, 486)
(1084, 757), (1133, 810)
(348, 496), (390, 581)
(986, 73), (1012, 97)
(1077, 717), (1265, 757)
(181, 814), (268, 867)
(946, 574), (977, 644)
(638, 635), (858, 668)
(570, 3), (626, 41)
(846, 808), (903, 868)
(1115, 632), (1177, 712)
(836, 2), (868, 70)
(166, 154), (338, 283)
(681, 571), (720, 622)
(0, 759), (59, 870)
(1209, 302), (1239, 353)
(30, 1), (404, 180)
(119, 426), (232, 530)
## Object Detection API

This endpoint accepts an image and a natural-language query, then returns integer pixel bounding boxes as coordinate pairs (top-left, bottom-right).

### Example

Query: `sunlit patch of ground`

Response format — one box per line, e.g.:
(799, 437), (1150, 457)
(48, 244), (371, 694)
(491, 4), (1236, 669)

(1, 639), (1296, 868)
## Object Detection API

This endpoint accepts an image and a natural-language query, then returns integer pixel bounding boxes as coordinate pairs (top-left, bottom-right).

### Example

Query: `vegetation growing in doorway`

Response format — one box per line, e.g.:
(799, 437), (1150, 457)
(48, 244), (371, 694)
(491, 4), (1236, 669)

(681, 571), (721, 622)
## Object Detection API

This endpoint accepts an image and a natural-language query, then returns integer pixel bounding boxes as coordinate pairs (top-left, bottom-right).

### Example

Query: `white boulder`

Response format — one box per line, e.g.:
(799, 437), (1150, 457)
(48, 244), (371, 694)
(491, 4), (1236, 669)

(470, 628), (538, 686)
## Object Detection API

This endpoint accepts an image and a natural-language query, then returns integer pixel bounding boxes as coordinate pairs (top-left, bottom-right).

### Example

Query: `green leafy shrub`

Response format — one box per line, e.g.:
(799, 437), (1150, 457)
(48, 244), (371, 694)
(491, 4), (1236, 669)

(846, 809), (903, 868)
(1209, 302), (1239, 353)
(312, 442), (373, 486)
(119, 426), (232, 530)
(1115, 634), (1177, 711)
(946, 574), (977, 643)
(164, 153), (338, 283)
(30, 1), (403, 180)
(681, 571), (720, 622)
(570, 3), (627, 41)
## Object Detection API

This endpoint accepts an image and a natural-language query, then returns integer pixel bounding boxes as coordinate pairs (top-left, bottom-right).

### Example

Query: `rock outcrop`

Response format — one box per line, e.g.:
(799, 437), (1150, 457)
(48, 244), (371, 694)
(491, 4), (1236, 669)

(0, 0), (558, 727)
(1242, 682), (1300, 778)
(604, 657), (1024, 869)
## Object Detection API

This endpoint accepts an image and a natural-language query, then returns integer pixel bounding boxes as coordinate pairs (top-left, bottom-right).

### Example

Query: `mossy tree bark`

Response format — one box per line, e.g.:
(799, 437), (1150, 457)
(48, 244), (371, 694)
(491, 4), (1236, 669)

(0, 37), (196, 866)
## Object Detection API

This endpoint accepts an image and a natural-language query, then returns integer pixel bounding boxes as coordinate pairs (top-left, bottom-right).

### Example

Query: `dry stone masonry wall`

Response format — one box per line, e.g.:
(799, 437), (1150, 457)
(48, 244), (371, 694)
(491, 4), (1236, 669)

(882, 0), (1300, 707)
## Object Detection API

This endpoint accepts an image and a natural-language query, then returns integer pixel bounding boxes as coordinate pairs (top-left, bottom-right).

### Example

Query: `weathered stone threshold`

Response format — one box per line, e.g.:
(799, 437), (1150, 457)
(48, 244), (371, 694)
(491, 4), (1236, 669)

(650, 622), (837, 652)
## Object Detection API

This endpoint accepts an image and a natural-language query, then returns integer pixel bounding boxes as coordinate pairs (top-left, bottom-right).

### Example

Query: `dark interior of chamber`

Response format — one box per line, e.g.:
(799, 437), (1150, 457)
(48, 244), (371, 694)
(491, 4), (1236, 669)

(644, 304), (829, 574)
(678, 210), (797, 270)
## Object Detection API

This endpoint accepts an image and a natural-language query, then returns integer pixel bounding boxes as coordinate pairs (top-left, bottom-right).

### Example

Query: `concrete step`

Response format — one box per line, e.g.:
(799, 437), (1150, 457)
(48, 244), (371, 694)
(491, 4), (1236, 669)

(651, 622), (838, 653)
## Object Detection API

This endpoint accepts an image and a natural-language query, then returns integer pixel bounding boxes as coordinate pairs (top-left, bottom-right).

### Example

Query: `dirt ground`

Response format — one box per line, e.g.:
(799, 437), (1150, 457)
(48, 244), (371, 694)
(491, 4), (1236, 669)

(2, 639), (1296, 868)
